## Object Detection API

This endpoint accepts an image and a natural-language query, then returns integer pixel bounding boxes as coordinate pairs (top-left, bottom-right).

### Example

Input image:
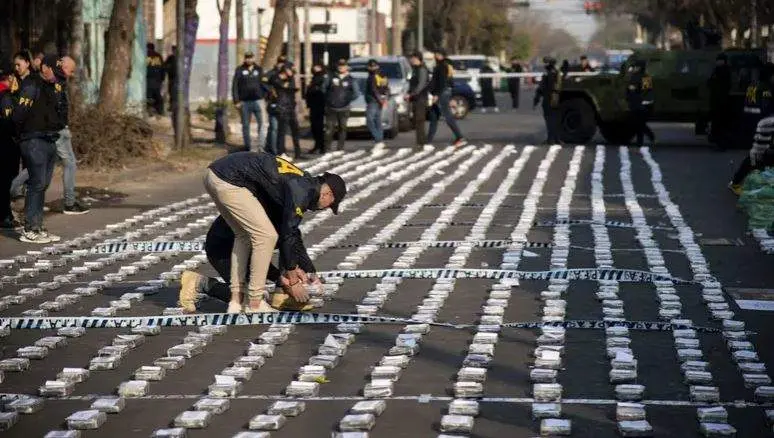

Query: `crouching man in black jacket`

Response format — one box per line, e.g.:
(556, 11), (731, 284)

(178, 215), (321, 313)
(203, 151), (346, 313)
(13, 55), (64, 244)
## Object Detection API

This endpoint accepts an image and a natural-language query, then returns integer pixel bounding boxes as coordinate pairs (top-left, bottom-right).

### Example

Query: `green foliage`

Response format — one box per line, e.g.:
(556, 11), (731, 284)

(509, 31), (533, 61)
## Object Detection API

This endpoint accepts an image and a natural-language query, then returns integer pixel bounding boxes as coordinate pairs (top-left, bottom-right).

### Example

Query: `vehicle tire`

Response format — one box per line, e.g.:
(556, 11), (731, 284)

(558, 98), (597, 144)
(385, 110), (399, 139)
(598, 121), (635, 145)
(450, 95), (470, 119)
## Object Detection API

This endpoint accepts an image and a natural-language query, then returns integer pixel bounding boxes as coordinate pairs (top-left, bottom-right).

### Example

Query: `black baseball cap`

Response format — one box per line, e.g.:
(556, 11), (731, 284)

(41, 54), (60, 69)
(322, 172), (346, 214)
(367, 59), (378, 67)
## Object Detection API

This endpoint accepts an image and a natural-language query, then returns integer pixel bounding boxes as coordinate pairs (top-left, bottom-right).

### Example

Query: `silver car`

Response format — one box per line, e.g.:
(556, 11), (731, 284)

(348, 56), (412, 131)
(344, 74), (400, 139)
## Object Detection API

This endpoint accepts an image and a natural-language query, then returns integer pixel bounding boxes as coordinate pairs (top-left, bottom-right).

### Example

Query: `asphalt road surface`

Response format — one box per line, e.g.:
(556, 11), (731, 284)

(1, 96), (774, 438)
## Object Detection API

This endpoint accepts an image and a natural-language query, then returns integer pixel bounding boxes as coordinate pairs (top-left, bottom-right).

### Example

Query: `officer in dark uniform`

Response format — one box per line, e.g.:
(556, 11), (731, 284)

(305, 64), (328, 154)
(232, 51), (265, 151)
(146, 43), (166, 116)
(261, 55), (287, 155)
(266, 62), (301, 159)
(626, 59), (655, 146)
(507, 58), (523, 109)
(428, 49), (467, 147)
(729, 63), (774, 194)
(324, 59), (360, 151)
(406, 51), (431, 150)
(0, 63), (19, 229)
(533, 57), (562, 144)
(708, 53), (732, 149)
(12, 55), (64, 243)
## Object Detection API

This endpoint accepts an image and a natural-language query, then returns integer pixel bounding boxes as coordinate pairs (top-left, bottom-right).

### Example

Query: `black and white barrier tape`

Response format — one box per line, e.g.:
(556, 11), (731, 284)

(0, 312), (728, 333)
(316, 268), (702, 284)
(534, 219), (676, 231)
(88, 239), (557, 254)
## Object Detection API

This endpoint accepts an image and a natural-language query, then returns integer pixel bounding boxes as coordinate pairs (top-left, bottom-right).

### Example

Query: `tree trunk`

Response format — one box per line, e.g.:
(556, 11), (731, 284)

(215, 0), (232, 144)
(98, 0), (139, 113)
(181, 0), (200, 147)
(236, 0), (245, 61)
(68, 0), (85, 108)
(216, 0), (232, 102)
(262, 0), (290, 70)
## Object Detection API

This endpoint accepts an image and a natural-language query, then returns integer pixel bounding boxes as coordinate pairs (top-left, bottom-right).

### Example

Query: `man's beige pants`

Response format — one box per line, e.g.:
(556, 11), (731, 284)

(204, 170), (278, 299)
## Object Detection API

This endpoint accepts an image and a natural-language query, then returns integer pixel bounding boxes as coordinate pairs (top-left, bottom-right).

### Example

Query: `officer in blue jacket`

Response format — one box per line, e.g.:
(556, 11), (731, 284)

(203, 151), (346, 313)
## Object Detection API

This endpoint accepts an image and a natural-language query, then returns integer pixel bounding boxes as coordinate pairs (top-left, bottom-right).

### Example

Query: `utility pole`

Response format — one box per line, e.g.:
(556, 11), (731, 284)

(391, 0), (401, 55)
(257, 7), (264, 62)
(304, 0), (311, 77)
(175, 0), (185, 150)
(417, 0), (423, 52)
(324, 9), (330, 67)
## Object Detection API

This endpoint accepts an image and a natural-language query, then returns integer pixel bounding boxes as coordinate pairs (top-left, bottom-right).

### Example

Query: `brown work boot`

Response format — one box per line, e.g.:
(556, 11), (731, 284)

(271, 293), (315, 311)
(178, 270), (207, 313)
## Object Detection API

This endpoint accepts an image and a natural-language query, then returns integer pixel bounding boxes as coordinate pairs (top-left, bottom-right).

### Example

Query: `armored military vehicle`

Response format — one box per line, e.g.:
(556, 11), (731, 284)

(556, 48), (766, 144)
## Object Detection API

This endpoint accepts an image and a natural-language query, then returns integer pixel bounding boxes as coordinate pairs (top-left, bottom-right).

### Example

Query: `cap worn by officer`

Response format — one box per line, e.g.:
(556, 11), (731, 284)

(244, 51), (255, 58)
(367, 59), (378, 67)
(41, 54), (60, 69)
(322, 172), (347, 214)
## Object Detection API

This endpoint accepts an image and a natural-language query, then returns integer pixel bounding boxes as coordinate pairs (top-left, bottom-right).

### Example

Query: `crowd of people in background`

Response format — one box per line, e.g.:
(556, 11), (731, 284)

(1, 50), (90, 245)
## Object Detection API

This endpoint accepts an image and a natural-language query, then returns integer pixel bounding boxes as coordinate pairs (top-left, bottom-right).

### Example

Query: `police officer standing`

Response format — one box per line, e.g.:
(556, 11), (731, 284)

(507, 57), (523, 110)
(627, 60), (655, 147)
(261, 55), (287, 155)
(708, 54), (732, 150)
(428, 49), (467, 147)
(0, 63), (18, 229)
(12, 55), (64, 243)
(266, 62), (301, 160)
(232, 51), (264, 152)
(365, 59), (390, 151)
(533, 57), (562, 145)
(406, 51), (431, 151)
(729, 63), (774, 194)
(146, 43), (166, 116)
(324, 59), (360, 151)
(305, 64), (327, 154)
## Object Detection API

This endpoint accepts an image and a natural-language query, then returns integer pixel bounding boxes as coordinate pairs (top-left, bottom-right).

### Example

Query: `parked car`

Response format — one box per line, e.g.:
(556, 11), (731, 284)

(450, 78), (476, 119)
(344, 73), (400, 139)
(348, 56), (412, 131)
(447, 54), (503, 100)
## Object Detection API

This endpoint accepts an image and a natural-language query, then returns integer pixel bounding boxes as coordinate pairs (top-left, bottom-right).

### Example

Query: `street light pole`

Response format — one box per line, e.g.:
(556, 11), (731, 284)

(304, 0), (311, 76)
(417, 0), (423, 52)
(257, 7), (264, 62)
(324, 8), (330, 67)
